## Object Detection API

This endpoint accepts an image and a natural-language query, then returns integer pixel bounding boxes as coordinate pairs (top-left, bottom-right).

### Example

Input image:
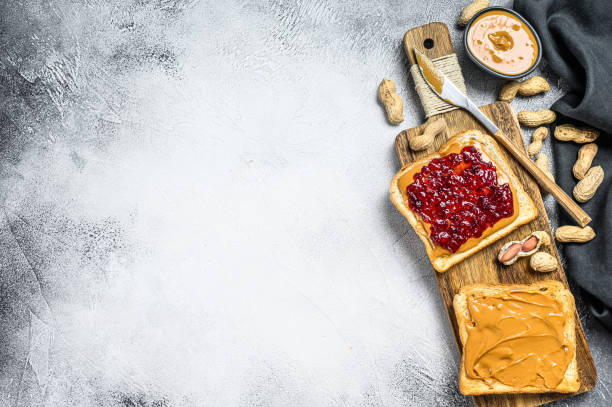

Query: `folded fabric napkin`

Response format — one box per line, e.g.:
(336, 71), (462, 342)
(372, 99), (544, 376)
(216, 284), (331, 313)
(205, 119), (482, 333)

(514, 0), (612, 329)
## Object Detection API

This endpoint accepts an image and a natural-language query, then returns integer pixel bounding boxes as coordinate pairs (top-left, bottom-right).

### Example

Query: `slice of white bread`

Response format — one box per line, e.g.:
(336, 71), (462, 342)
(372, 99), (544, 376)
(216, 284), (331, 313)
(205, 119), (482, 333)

(453, 281), (580, 395)
(389, 130), (537, 272)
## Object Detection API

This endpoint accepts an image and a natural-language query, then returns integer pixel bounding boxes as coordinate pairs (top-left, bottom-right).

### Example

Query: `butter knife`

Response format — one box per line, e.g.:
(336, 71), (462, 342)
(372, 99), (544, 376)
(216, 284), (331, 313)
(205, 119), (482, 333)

(413, 48), (590, 227)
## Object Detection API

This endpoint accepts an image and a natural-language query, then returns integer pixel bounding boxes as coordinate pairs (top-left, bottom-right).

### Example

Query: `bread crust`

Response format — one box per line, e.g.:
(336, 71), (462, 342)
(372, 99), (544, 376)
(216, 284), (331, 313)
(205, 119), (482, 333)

(389, 130), (537, 272)
(453, 281), (580, 395)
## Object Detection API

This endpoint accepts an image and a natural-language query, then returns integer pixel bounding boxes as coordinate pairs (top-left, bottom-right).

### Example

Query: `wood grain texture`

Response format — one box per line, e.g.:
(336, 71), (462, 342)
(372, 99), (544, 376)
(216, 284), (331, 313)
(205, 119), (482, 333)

(403, 22), (454, 63)
(491, 130), (591, 227)
(398, 23), (597, 407)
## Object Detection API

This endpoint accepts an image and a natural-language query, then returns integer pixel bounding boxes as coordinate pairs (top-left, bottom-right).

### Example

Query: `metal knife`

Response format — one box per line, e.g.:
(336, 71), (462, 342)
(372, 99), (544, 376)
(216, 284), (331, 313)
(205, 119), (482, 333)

(413, 48), (590, 227)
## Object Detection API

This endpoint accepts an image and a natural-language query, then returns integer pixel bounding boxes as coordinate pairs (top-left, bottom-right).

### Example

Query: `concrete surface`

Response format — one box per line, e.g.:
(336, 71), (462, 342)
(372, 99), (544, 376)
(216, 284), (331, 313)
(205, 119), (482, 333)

(0, 0), (610, 406)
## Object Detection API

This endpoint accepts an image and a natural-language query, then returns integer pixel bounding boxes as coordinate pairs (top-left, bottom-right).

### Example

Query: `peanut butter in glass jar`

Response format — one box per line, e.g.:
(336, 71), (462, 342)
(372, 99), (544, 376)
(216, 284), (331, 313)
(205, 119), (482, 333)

(466, 9), (539, 77)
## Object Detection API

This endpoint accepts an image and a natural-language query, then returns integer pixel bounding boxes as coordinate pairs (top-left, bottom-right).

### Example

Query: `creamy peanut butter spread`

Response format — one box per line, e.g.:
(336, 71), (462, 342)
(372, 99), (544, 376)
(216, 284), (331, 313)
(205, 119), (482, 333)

(467, 10), (538, 75)
(415, 50), (443, 94)
(464, 290), (573, 389)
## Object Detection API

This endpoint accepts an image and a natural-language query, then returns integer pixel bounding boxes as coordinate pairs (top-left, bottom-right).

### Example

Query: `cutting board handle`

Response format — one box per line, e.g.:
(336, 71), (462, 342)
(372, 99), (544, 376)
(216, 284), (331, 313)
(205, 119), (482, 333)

(404, 23), (458, 116)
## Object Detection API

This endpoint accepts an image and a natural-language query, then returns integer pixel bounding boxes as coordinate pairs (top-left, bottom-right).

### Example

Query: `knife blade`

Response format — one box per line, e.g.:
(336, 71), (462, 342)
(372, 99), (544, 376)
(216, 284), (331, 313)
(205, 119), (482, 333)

(413, 48), (591, 227)
(414, 48), (499, 134)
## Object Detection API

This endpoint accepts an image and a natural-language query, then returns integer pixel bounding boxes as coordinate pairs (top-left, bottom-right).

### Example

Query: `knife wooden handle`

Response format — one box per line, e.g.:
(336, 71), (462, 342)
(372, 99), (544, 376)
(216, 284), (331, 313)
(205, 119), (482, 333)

(493, 130), (591, 227)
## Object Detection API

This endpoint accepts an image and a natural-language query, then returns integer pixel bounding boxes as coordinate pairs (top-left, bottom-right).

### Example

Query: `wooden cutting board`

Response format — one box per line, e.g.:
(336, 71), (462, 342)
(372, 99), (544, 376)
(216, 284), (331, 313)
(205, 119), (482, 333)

(395, 23), (597, 407)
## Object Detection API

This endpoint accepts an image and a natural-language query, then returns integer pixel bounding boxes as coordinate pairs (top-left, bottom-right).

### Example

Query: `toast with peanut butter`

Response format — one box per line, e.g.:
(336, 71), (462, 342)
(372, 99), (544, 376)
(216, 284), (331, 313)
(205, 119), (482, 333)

(453, 281), (580, 395)
(389, 130), (537, 272)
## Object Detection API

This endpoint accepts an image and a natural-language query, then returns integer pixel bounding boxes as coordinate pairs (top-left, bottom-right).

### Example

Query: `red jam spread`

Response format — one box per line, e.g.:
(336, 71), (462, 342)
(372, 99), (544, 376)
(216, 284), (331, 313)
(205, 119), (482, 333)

(406, 146), (514, 253)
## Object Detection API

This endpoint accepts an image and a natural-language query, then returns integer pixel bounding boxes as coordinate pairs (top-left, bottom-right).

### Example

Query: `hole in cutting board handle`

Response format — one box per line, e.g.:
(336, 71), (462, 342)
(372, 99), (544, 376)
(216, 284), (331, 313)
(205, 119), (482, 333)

(423, 38), (434, 49)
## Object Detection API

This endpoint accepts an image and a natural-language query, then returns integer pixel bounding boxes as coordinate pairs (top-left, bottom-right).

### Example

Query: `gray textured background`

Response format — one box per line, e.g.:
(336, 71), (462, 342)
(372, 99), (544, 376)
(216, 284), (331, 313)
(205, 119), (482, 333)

(0, 0), (610, 406)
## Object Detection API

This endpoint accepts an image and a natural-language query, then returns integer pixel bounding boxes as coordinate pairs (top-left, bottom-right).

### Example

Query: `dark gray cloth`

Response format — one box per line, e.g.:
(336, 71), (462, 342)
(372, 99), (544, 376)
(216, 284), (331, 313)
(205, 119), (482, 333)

(515, 0), (612, 329)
